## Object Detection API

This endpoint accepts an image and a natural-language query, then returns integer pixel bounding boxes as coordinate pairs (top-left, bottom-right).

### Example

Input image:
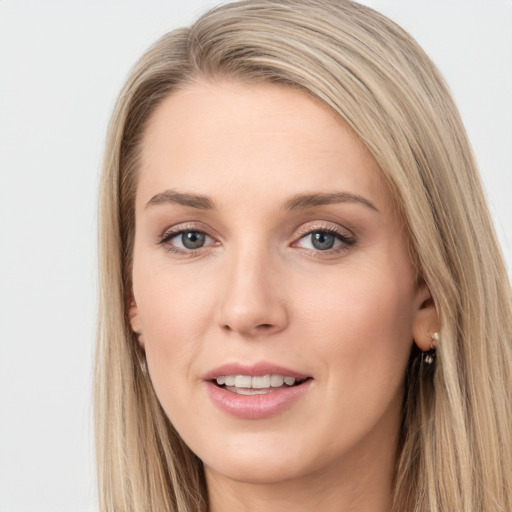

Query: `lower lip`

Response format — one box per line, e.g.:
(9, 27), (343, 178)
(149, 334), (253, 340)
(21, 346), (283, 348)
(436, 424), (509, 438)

(204, 380), (312, 419)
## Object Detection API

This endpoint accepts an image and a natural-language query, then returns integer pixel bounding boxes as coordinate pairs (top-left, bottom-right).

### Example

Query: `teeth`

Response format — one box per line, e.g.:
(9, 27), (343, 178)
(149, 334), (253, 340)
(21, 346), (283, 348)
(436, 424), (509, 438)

(234, 375), (252, 388)
(215, 374), (301, 388)
(252, 375), (271, 388)
(230, 387), (274, 395)
(270, 375), (285, 387)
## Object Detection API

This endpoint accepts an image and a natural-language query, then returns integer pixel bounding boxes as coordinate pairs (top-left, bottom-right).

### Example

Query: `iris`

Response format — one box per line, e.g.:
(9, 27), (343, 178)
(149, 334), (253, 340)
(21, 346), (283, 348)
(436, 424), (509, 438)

(182, 231), (206, 249)
(311, 232), (335, 250)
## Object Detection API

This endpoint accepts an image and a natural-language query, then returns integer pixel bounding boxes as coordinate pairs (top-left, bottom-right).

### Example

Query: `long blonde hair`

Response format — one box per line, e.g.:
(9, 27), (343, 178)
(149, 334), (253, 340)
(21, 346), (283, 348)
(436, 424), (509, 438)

(95, 1), (512, 510)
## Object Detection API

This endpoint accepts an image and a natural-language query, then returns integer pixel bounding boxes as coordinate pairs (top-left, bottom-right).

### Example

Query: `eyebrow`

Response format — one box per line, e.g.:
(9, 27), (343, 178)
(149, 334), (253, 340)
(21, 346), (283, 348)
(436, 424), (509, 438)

(145, 189), (217, 210)
(145, 189), (378, 213)
(282, 192), (379, 212)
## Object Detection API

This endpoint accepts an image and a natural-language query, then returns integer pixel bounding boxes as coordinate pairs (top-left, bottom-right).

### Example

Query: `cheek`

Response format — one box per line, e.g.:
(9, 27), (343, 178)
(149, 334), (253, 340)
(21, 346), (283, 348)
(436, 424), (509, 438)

(132, 280), (204, 431)
(132, 259), (215, 383)
(296, 260), (416, 389)
(281, 266), (416, 460)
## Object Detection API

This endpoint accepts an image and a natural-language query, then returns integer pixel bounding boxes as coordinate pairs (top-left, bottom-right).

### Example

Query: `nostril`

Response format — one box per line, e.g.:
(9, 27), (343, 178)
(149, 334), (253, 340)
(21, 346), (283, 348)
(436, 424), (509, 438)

(254, 323), (278, 333)
(222, 322), (277, 335)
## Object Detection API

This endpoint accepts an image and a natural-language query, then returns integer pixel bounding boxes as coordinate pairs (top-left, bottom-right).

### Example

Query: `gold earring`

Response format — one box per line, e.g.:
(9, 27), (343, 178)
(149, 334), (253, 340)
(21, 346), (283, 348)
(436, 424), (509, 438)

(423, 332), (439, 365)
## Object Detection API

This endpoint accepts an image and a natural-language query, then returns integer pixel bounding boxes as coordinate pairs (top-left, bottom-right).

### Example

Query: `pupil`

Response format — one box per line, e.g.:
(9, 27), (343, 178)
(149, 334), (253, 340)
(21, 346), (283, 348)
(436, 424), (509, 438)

(311, 232), (335, 250)
(182, 231), (205, 249)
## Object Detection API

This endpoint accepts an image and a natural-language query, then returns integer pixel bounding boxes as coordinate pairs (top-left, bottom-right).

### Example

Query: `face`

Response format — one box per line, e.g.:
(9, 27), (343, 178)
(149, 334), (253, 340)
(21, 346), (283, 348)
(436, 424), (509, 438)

(130, 81), (433, 487)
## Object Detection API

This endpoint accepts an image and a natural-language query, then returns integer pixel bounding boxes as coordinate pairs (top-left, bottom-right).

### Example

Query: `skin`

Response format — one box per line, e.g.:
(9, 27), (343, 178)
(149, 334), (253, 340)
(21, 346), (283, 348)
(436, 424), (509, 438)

(129, 80), (438, 512)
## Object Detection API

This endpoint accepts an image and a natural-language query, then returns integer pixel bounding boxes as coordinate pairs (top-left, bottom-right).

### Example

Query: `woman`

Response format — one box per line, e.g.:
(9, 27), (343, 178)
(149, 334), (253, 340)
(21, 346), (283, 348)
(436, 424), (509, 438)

(95, 1), (512, 510)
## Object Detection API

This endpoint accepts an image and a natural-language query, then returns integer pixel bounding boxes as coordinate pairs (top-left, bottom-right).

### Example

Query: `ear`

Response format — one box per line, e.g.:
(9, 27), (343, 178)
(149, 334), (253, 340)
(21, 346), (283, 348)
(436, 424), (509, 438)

(128, 294), (144, 348)
(412, 282), (440, 352)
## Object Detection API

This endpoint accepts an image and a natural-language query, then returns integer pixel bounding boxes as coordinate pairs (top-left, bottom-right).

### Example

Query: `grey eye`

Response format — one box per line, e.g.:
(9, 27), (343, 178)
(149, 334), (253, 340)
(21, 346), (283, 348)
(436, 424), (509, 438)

(295, 229), (351, 252)
(161, 228), (215, 253)
(181, 231), (207, 249)
(310, 232), (336, 250)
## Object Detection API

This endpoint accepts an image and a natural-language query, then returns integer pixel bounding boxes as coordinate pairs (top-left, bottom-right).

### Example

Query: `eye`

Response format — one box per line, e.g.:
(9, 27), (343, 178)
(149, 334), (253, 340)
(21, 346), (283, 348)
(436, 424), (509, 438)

(177, 231), (210, 249)
(160, 228), (215, 252)
(306, 231), (338, 251)
(295, 227), (355, 253)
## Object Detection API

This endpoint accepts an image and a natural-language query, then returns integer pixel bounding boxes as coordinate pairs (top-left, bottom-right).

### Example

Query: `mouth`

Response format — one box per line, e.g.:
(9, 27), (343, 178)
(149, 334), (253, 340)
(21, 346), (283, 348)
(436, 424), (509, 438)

(213, 374), (310, 395)
(204, 363), (313, 419)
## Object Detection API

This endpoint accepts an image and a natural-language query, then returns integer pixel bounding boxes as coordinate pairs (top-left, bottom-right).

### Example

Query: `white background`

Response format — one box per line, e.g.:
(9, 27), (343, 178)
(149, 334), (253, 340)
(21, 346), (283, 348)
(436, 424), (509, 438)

(0, 1), (510, 510)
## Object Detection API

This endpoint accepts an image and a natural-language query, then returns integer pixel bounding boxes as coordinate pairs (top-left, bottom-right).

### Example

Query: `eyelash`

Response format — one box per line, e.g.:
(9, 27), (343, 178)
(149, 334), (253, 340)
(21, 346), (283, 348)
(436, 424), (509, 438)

(159, 223), (216, 255)
(158, 222), (356, 257)
(293, 224), (355, 255)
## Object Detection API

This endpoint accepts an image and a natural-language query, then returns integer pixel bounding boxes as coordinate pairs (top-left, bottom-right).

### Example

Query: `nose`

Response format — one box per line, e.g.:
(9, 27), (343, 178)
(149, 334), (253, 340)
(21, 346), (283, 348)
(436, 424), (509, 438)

(216, 246), (289, 337)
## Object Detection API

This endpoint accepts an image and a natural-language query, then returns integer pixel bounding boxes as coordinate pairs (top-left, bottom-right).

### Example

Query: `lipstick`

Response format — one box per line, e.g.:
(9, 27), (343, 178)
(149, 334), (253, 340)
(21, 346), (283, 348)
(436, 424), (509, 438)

(203, 362), (313, 419)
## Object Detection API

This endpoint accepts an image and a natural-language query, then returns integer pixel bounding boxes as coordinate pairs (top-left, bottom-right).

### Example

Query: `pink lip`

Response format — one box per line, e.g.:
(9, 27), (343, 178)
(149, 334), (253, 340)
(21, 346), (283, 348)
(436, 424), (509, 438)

(202, 361), (310, 381)
(202, 362), (313, 420)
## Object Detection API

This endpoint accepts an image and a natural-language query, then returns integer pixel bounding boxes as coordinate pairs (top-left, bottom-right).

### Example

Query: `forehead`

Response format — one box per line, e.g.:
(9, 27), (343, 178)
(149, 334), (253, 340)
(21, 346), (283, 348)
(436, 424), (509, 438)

(137, 80), (392, 214)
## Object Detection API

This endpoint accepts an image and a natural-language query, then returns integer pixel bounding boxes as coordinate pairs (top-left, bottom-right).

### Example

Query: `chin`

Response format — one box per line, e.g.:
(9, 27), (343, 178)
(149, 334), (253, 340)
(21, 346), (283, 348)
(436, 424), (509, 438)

(205, 454), (305, 485)
(198, 432), (323, 485)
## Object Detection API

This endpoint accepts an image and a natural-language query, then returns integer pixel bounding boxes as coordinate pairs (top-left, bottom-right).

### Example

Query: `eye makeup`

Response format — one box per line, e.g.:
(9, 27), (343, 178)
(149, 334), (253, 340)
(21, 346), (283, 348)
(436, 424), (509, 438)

(157, 219), (356, 259)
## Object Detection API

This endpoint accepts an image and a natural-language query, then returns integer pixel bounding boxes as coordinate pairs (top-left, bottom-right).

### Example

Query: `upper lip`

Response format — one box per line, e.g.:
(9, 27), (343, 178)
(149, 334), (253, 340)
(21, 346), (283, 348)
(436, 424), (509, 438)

(202, 362), (311, 381)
